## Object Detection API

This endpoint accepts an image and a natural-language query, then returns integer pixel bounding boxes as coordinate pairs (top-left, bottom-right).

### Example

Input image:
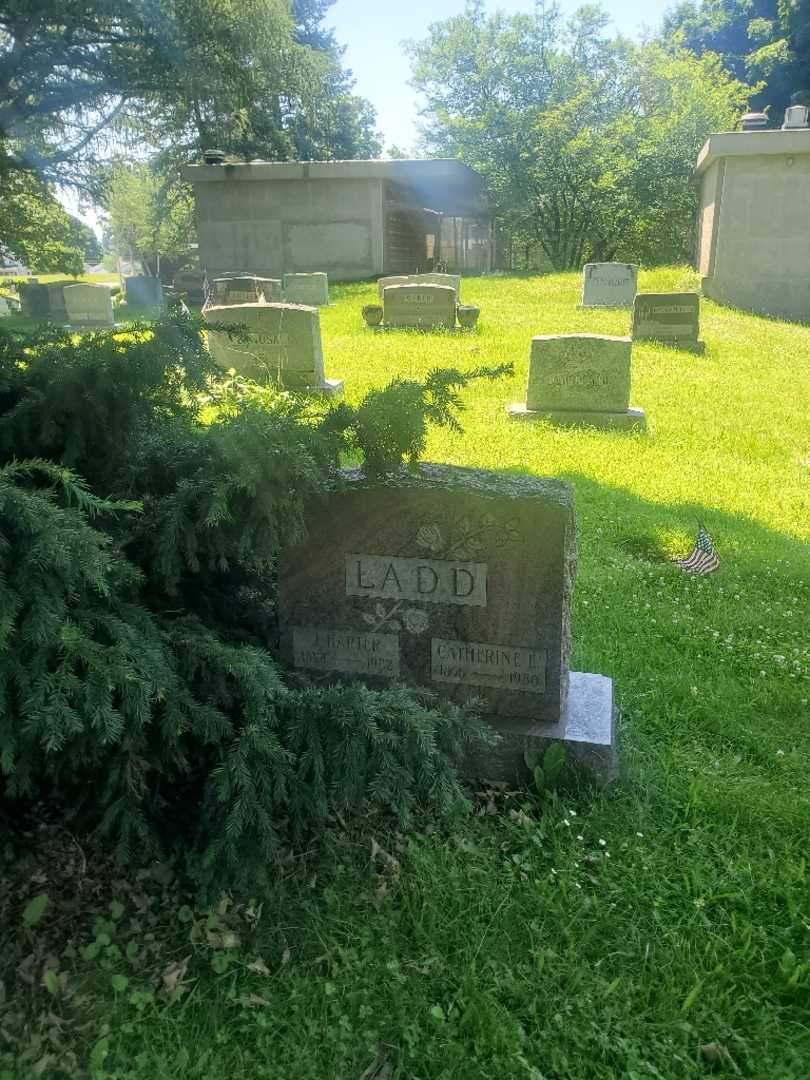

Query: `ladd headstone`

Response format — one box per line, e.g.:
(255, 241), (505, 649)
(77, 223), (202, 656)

(63, 283), (115, 326)
(19, 282), (50, 316)
(581, 263), (637, 308)
(383, 283), (456, 329)
(45, 281), (75, 319)
(203, 301), (342, 395)
(277, 464), (618, 784)
(283, 272), (330, 306)
(125, 275), (165, 309)
(631, 292), (702, 350)
(508, 334), (646, 431)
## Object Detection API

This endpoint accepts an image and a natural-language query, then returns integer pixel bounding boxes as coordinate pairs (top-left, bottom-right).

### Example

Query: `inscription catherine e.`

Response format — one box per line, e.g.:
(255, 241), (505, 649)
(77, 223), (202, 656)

(346, 553), (487, 606)
(431, 638), (547, 692)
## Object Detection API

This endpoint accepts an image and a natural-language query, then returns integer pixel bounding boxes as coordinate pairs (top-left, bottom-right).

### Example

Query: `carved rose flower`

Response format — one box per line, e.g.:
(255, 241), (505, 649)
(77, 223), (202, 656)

(402, 608), (429, 635)
(416, 524), (444, 553)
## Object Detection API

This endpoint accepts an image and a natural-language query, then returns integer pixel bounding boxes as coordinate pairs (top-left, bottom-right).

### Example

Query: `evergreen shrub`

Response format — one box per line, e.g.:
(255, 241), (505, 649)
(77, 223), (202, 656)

(0, 312), (505, 894)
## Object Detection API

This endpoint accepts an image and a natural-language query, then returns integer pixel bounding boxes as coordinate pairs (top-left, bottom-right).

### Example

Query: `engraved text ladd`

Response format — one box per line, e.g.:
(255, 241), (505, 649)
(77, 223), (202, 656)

(346, 554), (487, 607)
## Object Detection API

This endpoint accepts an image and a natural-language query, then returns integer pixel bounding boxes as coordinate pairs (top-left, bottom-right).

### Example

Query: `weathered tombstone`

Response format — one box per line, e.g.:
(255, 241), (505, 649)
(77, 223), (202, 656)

(377, 275), (410, 299)
(283, 272), (330, 306)
(383, 283), (456, 329)
(125, 275), (165, 309)
(508, 334), (646, 430)
(277, 464), (617, 784)
(631, 292), (702, 350)
(172, 269), (206, 305)
(203, 302), (342, 395)
(44, 281), (75, 319)
(0, 296), (10, 317)
(580, 263), (637, 308)
(63, 283), (115, 327)
(409, 272), (461, 299)
(211, 276), (282, 306)
(18, 282), (50, 317)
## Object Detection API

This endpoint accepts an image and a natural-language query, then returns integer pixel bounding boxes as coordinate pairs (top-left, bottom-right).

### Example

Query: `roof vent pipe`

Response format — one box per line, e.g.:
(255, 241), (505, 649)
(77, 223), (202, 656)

(782, 105), (809, 129)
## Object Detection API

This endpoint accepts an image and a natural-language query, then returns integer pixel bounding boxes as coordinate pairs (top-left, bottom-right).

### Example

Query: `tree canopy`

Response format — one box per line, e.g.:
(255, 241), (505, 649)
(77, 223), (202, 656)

(661, 0), (810, 119)
(408, 2), (749, 269)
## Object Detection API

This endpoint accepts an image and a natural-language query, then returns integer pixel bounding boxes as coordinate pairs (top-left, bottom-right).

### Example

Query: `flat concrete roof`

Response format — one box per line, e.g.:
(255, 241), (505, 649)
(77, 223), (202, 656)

(181, 158), (483, 185)
(695, 129), (810, 175)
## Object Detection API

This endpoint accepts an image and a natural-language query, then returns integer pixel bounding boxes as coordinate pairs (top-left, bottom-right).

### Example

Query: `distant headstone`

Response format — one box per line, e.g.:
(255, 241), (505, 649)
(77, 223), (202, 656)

(203, 301), (342, 395)
(125, 275), (165, 309)
(508, 334), (645, 430)
(383, 283), (456, 329)
(581, 263), (637, 308)
(0, 296), (10, 317)
(211, 276), (282, 306)
(63, 283), (115, 327)
(172, 270), (206, 305)
(631, 292), (702, 349)
(43, 281), (75, 319)
(283, 272), (330, 306)
(18, 282), (50, 316)
(409, 272), (461, 299)
(277, 463), (617, 785)
(377, 275), (410, 299)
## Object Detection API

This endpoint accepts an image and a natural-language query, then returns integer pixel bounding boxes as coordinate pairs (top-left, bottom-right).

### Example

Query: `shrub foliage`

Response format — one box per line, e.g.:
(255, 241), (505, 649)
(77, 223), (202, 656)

(0, 313), (503, 893)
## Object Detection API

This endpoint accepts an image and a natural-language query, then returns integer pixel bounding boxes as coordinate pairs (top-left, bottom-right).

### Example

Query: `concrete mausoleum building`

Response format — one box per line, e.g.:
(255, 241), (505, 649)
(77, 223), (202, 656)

(695, 126), (810, 322)
(182, 158), (493, 282)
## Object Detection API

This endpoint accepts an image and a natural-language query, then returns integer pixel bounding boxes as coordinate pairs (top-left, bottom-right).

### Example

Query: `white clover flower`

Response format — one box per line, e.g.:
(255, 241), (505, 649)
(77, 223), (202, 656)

(598, 838), (607, 847)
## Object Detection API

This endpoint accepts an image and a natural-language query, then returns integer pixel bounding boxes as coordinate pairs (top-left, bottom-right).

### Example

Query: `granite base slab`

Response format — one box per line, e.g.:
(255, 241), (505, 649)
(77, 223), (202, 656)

(315, 379), (344, 397)
(508, 404), (646, 431)
(632, 338), (705, 354)
(465, 671), (618, 788)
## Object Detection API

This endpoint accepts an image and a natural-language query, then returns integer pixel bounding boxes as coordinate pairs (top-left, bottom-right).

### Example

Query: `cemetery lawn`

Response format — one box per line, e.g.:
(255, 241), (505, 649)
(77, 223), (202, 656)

(3, 268), (809, 1079)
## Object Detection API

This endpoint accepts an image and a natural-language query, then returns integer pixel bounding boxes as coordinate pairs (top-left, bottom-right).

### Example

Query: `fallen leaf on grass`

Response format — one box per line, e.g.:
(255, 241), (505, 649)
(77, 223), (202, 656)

(206, 930), (240, 950)
(700, 1042), (739, 1072)
(161, 955), (190, 999)
(235, 993), (271, 1008)
(359, 1051), (390, 1079)
(281, 946), (291, 965)
(247, 958), (271, 976)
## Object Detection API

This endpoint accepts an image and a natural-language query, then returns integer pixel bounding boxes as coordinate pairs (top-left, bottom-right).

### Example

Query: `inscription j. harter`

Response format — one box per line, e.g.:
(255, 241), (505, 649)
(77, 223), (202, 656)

(346, 554), (487, 607)
(293, 627), (400, 677)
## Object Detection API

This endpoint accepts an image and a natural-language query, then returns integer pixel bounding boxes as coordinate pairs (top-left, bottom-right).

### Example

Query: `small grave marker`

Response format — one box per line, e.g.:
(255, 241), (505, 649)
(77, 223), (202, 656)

(382, 283), (456, 329)
(125, 275), (165, 309)
(278, 464), (618, 784)
(211, 276), (281, 306)
(631, 292), (702, 350)
(203, 301), (342, 395)
(283, 272), (330, 306)
(63, 283), (115, 327)
(580, 263), (637, 308)
(508, 334), (646, 430)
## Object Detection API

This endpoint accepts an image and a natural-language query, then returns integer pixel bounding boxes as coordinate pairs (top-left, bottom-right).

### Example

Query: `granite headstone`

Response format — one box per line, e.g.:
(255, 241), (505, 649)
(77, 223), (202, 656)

(203, 301), (342, 395)
(581, 263), (638, 308)
(383, 283), (456, 329)
(377, 275), (410, 299)
(211, 276), (282, 306)
(63, 283), (115, 326)
(631, 292), (702, 349)
(125, 275), (165, 309)
(509, 334), (645, 430)
(283, 272), (330, 306)
(277, 464), (618, 784)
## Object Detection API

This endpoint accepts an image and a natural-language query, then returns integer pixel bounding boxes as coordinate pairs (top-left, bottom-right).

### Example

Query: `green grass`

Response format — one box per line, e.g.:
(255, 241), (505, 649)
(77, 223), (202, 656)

(2, 267), (809, 1079)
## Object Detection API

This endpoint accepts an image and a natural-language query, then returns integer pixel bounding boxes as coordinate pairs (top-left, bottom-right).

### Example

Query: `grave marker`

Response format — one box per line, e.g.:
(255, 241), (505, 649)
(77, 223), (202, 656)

(631, 292), (702, 350)
(125, 275), (165, 309)
(63, 283), (115, 326)
(382, 283), (456, 329)
(211, 276), (282, 306)
(203, 301), (342, 395)
(581, 263), (637, 308)
(508, 334), (646, 430)
(283, 272), (330, 306)
(377, 275), (410, 299)
(278, 464), (617, 784)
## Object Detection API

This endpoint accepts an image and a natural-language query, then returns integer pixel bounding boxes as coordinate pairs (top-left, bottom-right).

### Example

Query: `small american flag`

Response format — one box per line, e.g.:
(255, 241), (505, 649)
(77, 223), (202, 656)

(677, 524), (720, 575)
